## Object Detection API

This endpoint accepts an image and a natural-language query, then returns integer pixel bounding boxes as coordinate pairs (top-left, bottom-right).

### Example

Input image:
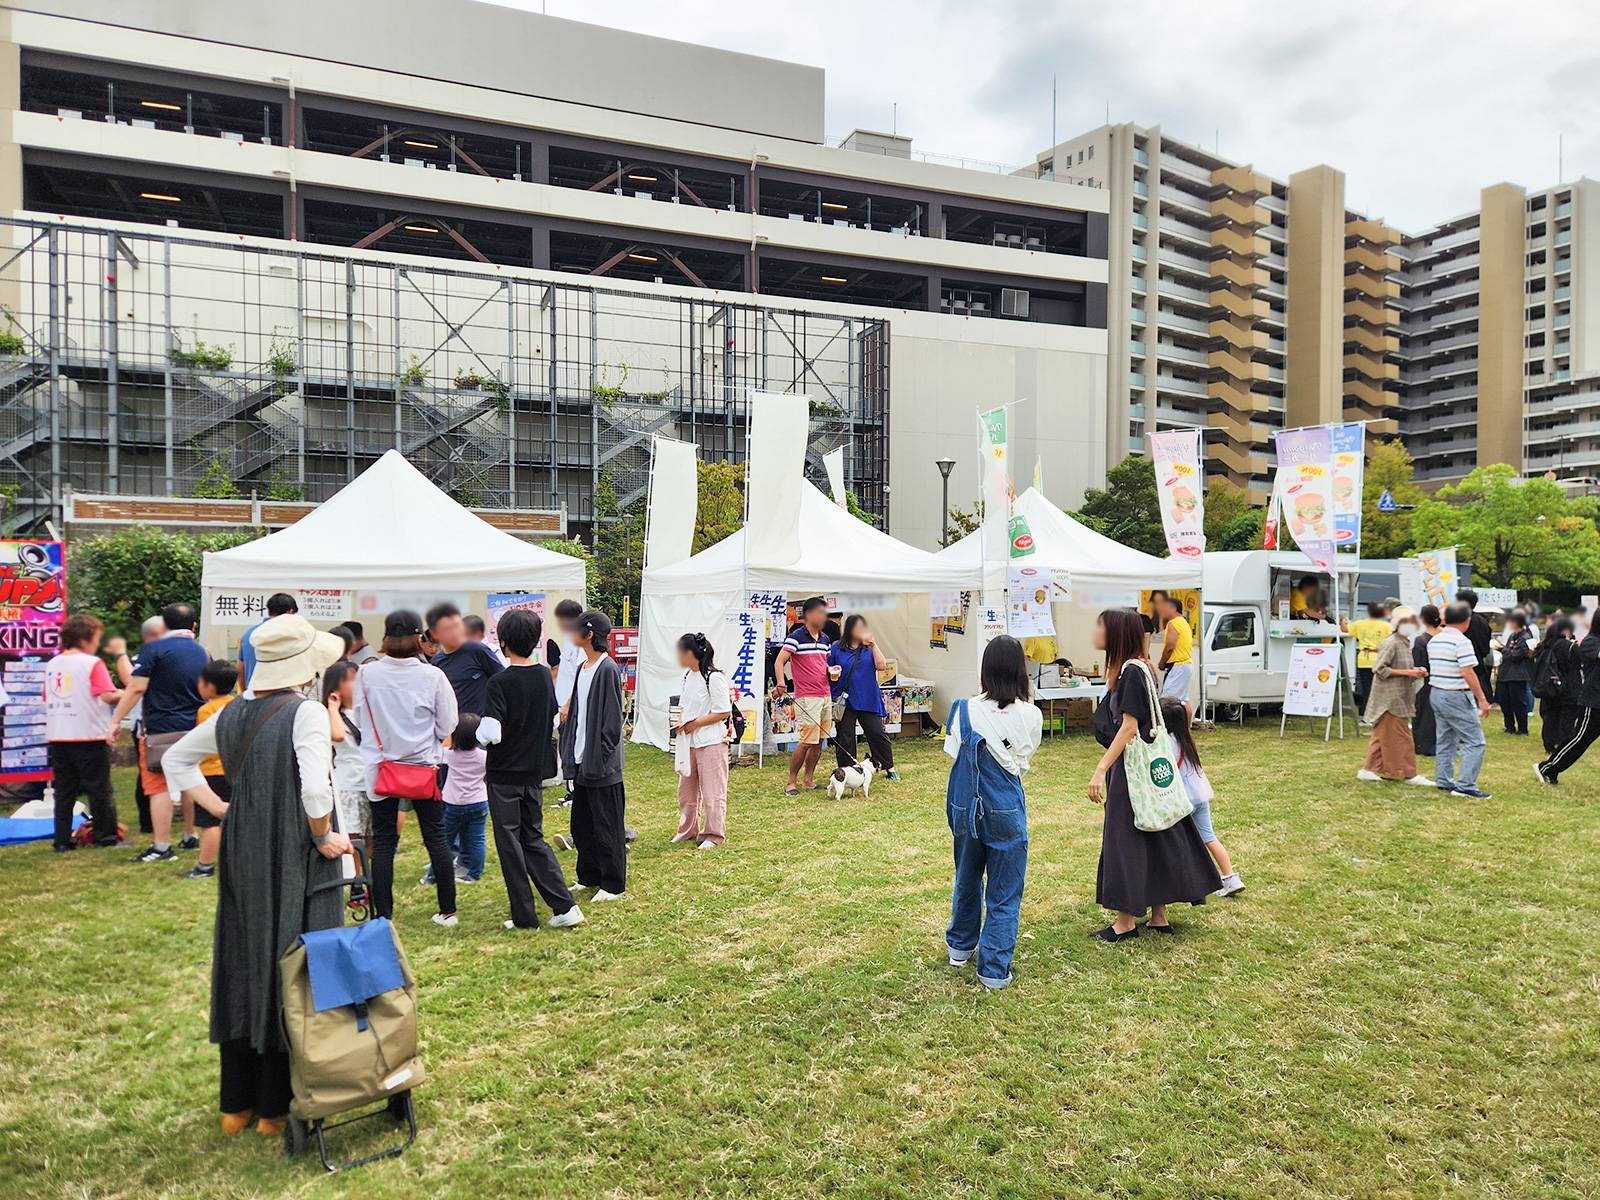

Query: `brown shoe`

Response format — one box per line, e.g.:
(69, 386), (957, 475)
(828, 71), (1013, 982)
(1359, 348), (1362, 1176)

(256, 1116), (287, 1137)
(220, 1109), (255, 1136)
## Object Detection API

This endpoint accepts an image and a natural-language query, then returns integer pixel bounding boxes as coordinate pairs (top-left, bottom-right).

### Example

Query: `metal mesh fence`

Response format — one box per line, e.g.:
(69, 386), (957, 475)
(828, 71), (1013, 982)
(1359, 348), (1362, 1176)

(0, 217), (889, 533)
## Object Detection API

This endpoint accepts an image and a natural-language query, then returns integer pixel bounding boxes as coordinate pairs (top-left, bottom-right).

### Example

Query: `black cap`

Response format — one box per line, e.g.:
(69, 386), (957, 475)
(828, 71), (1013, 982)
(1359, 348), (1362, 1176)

(384, 609), (423, 638)
(577, 609), (612, 649)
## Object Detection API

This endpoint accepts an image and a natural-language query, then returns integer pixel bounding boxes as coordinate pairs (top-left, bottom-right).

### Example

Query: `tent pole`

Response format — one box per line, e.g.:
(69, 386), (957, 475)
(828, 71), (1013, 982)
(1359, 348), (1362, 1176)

(743, 393), (762, 769)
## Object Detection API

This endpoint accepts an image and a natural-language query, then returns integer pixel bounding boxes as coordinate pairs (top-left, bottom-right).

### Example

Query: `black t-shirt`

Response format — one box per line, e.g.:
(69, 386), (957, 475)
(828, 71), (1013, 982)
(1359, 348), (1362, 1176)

(484, 664), (557, 783)
(1093, 663), (1155, 748)
(432, 642), (505, 716)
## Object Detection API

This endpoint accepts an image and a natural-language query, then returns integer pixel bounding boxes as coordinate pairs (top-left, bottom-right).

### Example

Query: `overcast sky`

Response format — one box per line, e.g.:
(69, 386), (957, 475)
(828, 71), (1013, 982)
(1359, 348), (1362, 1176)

(503, 0), (1600, 232)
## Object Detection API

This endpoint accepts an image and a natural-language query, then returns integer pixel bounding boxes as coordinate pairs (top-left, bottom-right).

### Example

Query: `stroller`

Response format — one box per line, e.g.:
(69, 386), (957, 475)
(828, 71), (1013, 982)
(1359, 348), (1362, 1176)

(278, 847), (425, 1172)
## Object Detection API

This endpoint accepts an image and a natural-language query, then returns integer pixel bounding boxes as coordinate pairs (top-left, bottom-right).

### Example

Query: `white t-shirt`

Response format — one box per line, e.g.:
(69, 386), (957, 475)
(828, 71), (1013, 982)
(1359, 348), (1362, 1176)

(554, 635), (586, 710)
(678, 669), (732, 748)
(332, 709), (366, 796)
(572, 654), (606, 764)
(1178, 757), (1213, 805)
(943, 695), (1043, 777)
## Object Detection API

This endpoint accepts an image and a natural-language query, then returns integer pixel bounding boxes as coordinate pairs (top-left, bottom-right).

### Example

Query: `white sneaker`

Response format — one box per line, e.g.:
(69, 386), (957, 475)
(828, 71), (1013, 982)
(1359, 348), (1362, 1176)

(1355, 769), (1382, 782)
(670, 832), (696, 843)
(431, 913), (458, 928)
(502, 919), (537, 931)
(1405, 775), (1436, 787)
(552, 834), (575, 851)
(1215, 873), (1245, 897)
(592, 889), (625, 902)
(948, 948), (974, 967)
(548, 906), (585, 928)
(1532, 762), (1555, 786)
(697, 839), (718, 850)
(569, 881), (592, 893)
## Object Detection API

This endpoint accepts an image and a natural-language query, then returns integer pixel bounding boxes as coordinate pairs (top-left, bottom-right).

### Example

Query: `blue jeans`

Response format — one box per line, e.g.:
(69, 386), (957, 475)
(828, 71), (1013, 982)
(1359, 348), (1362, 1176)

(443, 801), (488, 880)
(1431, 690), (1485, 790)
(945, 699), (1029, 988)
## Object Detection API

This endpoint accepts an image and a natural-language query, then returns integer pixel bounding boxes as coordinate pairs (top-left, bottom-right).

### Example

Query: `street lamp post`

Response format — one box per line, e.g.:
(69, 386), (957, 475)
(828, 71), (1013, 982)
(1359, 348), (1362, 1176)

(935, 456), (957, 547)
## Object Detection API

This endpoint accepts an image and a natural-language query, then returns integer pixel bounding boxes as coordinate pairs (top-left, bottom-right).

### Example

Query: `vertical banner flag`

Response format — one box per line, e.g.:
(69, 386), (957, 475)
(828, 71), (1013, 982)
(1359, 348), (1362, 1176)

(1262, 467), (1284, 550)
(0, 540), (65, 784)
(721, 608), (763, 745)
(823, 446), (847, 509)
(1329, 422), (1365, 554)
(1398, 549), (1457, 612)
(746, 391), (808, 568)
(978, 406), (1012, 584)
(1274, 427), (1336, 570)
(644, 435), (698, 570)
(1149, 429), (1206, 559)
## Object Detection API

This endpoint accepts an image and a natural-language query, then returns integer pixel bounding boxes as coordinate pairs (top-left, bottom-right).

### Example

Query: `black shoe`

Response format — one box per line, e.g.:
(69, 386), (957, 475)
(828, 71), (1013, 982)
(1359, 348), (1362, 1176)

(1090, 924), (1139, 942)
(133, 844), (176, 863)
(177, 834), (200, 851)
(52, 842), (76, 853)
(1144, 922), (1176, 935)
(184, 863), (216, 879)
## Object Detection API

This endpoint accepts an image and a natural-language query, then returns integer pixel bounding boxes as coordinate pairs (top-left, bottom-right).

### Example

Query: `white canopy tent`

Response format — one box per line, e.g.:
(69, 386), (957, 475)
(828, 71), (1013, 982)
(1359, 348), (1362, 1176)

(633, 482), (981, 750)
(913, 487), (1203, 701)
(200, 450), (586, 653)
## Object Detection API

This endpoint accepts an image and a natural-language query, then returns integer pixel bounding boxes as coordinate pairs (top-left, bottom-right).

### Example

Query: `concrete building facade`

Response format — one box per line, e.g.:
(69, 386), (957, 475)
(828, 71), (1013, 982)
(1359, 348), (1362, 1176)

(0, 0), (1112, 548)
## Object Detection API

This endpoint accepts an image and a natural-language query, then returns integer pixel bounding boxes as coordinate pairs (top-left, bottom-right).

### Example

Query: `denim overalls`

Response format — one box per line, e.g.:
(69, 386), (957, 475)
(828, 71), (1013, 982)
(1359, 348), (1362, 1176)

(945, 698), (1029, 989)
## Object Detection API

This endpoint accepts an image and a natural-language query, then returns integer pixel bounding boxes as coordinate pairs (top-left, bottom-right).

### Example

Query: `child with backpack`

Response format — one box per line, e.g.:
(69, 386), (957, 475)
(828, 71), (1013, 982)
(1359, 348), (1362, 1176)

(1160, 697), (1245, 898)
(673, 632), (732, 849)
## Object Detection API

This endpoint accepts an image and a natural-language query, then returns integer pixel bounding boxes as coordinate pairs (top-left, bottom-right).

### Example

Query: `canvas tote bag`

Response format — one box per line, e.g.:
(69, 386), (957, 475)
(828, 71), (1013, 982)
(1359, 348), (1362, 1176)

(1121, 660), (1194, 832)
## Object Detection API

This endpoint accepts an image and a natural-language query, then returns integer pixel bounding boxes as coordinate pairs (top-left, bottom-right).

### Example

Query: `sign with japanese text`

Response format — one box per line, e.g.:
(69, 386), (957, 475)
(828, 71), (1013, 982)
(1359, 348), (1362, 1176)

(1274, 427), (1336, 570)
(0, 541), (65, 783)
(484, 592), (546, 654)
(1148, 429), (1205, 559)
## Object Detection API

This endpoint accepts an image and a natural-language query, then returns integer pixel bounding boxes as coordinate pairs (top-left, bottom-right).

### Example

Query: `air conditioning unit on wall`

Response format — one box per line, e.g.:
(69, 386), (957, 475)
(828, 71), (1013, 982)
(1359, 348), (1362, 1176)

(1000, 288), (1030, 319)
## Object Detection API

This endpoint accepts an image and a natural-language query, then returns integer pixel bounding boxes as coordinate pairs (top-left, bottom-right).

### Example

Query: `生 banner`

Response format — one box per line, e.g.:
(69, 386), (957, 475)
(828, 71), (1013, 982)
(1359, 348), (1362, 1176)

(1273, 427), (1336, 570)
(1148, 430), (1205, 559)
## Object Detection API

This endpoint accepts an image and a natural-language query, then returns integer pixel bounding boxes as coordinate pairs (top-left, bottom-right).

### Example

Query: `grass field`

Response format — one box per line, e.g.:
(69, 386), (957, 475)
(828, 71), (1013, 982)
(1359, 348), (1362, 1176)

(1, 716), (1597, 1199)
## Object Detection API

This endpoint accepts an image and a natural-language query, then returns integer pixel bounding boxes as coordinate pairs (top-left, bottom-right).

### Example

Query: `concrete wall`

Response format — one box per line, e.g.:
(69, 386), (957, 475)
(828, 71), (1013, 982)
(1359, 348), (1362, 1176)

(12, 0), (825, 142)
(1285, 164), (1345, 429)
(1477, 182), (1528, 470)
(0, 9), (19, 321)
(887, 313), (1106, 551)
(1571, 179), (1600, 380)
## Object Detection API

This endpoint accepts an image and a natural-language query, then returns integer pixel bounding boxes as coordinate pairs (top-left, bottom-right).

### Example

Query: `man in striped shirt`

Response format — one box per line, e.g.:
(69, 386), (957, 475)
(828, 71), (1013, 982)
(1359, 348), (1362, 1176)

(771, 597), (839, 797)
(1426, 602), (1493, 799)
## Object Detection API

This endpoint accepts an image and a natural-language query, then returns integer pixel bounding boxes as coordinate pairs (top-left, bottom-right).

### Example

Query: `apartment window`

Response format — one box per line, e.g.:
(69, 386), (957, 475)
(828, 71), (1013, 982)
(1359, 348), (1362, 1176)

(1088, 145), (1095, 160)
(1528, 223), (1546, 238)
(1077, 150), (1084, 163)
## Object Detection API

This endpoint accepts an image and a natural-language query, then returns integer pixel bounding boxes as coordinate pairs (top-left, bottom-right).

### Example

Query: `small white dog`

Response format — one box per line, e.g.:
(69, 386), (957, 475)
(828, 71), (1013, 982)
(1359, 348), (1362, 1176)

(827, 758), (877, 801)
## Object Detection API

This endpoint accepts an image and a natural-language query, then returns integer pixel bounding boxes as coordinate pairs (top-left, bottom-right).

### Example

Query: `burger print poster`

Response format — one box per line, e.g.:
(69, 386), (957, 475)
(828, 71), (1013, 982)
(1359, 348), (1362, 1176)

(1329, 421), (1365, 554)
(1148, 429), (1206, 559)
(1006, 563), (1055, 638)
(1273, 427), (1337, 571)
(1283, 642), (1341, 718)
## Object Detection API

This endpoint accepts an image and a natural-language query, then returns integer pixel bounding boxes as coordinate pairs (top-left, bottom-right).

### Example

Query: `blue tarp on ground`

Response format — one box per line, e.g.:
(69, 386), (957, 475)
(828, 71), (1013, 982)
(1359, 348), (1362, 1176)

(0, 815), (84, 846)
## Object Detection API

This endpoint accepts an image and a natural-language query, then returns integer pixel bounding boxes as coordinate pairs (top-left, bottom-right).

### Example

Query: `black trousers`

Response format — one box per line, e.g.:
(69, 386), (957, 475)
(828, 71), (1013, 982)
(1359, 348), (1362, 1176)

(218, 1038), (292, 1117)
(1540, 704), (1600, 782)
(369, 796), (457, 918)
(570, 781), (626, 894)
(1354, 666), (1374, 716)
(1540, 697), (1570, 756)
(1496, 680), (1530, 733)
(834, 707), (895, 771)
(49, 740), (117, 848)
(488, 778), (575, 927)
(133, 743), (153, 834)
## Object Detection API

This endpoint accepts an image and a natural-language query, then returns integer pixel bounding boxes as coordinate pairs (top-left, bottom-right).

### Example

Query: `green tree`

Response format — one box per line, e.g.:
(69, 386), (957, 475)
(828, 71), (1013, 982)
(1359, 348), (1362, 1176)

(1410, 464), (1600, 588)
(1216, 509), (1266, 552)
(843, 490), (879, 527)
(190, 455), (240, 499)
(68, 525), (258, 641)
(590, 469), (644, 620)
(1072, 453), (1166, 556)
(1203, 478), (1252, 545)
(1361, 438), (1423, 559)
(694, 460), (745, 553)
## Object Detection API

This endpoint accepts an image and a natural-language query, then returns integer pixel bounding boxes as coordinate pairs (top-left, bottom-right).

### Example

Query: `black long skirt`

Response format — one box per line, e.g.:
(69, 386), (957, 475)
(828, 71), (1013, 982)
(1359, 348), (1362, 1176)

(1412, 685), (1436, 757)
(1096, 759), (1221, 915)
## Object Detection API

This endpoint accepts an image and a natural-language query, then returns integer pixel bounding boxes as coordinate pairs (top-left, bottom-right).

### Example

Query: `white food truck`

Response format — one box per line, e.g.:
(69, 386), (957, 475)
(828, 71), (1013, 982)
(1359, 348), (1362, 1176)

(1201, 551), (1359, 718)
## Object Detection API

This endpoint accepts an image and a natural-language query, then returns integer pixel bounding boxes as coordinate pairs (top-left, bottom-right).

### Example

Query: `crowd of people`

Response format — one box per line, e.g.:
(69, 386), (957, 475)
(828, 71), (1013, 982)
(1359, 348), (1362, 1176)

(35, 579), (1596, 1131)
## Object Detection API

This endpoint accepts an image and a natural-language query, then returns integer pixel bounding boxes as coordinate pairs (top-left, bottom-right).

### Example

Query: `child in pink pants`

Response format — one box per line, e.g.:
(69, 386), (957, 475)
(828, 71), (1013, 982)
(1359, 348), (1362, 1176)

(673, 633), (732, 849)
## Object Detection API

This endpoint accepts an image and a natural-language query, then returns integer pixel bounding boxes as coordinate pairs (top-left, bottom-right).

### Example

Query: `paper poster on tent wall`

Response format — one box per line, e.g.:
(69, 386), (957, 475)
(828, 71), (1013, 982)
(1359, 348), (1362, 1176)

(1006, 565), (1054, 638)
(356, 590), (474, 622)
(485, 593), (546, 653)
(748, 592), (788, 644)
(211, 588), (352, 627)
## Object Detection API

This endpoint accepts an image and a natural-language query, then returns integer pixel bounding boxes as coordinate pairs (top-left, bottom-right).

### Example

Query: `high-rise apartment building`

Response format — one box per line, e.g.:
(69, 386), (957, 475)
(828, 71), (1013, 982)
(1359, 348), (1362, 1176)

(1030, 127), (1404, 501)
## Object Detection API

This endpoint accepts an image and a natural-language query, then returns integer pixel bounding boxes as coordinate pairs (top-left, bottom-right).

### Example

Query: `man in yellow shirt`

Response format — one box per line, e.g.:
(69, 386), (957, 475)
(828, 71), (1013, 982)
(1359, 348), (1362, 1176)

(1154, 592), (1194, 704)
(1348, 601), (1392, 719)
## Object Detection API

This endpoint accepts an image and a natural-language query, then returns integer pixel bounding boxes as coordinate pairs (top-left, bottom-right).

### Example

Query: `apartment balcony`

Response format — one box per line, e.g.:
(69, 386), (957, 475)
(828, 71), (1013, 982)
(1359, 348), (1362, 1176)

(1156, 275), (1213, 306)
(1212, 164), (1271, 197)
(1158, 309), (1210, 336)
(1209, 347), (1268, 381)
(1346, 217), (1401, 246)
(1209, 317), (1268, 352)
(1346, 326), (1401, 354)
(1210, 225), (1270, 258)
(1211, 258), (1270, 289)
(1211, 289), (1269, 321)
(1154, 370), (1209, 399)
(1207, 437), (1270, 478)
(1344, 296), (1395, 326)
(1346, 272), (1402, 302)
(1344, 377), (1396, 408)
(1207, 376), (1273, 415)
(1404, 381), (1478, 408)
(1205, 405), (1272, 444)
(1158, 186), (1211, 224)
(1156, 341), (1210, 366)
(1346, 244), (1400, 273)
(1211, 195), (1269, 227)
(1344, 353), (1399, 381)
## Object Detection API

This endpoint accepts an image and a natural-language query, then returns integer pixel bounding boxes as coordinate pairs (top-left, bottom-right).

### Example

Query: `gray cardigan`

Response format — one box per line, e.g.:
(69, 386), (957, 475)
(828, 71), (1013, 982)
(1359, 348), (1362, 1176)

(558, 654), (625, 787)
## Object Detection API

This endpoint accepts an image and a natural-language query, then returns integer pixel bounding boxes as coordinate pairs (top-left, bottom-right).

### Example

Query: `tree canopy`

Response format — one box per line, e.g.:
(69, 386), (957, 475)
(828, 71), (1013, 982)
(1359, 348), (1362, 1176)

(1360, 438), (1424, 559)
(1072, 453), (1167, 556)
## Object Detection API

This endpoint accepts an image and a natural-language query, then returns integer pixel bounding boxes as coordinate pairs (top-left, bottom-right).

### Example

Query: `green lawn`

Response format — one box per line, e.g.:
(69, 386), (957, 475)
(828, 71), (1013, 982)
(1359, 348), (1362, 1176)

(1, 718), (1596, 1199)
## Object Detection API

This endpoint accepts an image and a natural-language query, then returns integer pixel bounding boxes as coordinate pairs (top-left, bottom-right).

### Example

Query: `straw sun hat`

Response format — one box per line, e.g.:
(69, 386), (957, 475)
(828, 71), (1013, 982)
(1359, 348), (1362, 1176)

(247, 614), (346, 691)
(1388, 605), (1418, 629)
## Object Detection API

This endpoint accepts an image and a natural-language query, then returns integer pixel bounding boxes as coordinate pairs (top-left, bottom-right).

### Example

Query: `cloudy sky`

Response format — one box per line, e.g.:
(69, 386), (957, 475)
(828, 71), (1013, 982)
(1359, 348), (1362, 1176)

(503, 0), (1600, 232)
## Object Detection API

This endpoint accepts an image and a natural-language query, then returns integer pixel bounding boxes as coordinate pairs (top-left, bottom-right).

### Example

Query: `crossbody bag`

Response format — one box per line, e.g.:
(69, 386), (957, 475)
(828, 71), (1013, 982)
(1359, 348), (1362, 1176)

(358, 669), (441, 802)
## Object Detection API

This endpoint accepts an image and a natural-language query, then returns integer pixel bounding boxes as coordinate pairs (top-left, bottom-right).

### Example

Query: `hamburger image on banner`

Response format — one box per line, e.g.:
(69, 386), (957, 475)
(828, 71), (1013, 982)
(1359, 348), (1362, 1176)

(1272, 426), (1336, 570)
(1148, 429), (1205, 558)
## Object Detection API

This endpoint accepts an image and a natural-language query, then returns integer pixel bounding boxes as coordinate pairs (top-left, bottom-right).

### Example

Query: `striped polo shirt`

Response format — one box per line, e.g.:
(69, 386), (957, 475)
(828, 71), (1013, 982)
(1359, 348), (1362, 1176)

(783, 625), (833, 697)
(1426, 627), (1478, 691)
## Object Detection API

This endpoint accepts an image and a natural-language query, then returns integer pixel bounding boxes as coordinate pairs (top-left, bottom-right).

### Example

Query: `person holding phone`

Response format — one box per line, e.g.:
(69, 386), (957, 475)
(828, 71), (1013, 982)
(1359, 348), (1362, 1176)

(829, 615), (898, 781)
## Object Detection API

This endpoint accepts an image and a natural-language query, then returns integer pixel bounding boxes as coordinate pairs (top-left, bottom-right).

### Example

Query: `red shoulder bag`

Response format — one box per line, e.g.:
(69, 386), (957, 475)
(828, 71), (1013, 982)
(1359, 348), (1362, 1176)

(359, 669), (441, 801)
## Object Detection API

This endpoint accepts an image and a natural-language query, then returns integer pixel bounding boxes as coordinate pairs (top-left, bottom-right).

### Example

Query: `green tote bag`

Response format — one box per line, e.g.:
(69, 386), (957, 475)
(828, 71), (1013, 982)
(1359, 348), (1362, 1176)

(1121, 660), (1194, 833)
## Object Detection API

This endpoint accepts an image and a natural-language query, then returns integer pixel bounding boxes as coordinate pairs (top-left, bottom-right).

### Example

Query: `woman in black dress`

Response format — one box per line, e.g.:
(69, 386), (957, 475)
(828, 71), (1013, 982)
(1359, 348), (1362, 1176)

(1087, 609), (1221, 942)
(1411, 604), (1439, 758)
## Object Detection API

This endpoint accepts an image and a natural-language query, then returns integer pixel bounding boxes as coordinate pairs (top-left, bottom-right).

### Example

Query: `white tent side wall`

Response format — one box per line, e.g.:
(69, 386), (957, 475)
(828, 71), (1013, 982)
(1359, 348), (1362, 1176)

(634, 588), (743, 750)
